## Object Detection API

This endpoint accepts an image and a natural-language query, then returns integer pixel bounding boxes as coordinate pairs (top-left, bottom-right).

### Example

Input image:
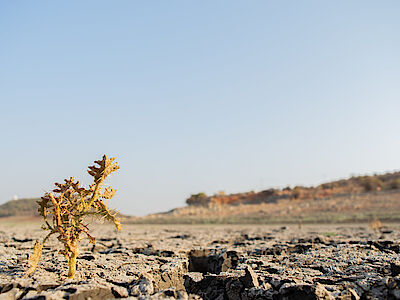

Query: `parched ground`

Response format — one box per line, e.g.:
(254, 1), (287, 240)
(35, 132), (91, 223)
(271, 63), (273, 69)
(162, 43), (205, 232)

(1, 222), (400, 299)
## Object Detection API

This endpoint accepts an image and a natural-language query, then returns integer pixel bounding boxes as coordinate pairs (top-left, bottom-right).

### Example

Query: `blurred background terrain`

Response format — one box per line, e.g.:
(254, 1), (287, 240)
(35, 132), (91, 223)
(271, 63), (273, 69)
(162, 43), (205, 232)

(2, 171), (400, 224)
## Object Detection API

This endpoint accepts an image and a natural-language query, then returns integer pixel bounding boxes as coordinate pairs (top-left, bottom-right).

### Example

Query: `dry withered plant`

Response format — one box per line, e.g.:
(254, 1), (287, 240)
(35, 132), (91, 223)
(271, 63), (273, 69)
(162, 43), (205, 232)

(26, 155), (121, 279)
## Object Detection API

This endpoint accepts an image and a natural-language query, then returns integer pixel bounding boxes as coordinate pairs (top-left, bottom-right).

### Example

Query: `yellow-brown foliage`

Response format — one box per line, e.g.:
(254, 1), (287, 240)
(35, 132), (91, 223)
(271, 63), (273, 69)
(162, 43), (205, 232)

(27, 155), (121, 279)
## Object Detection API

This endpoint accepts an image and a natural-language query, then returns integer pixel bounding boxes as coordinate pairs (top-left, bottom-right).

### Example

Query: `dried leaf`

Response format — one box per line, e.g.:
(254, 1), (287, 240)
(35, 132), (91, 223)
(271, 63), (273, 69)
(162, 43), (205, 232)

(88, 155), (120, 183)
(26, 241), (43, 276)
(95, 200), (121, 231)
(101, 187), (116, 199)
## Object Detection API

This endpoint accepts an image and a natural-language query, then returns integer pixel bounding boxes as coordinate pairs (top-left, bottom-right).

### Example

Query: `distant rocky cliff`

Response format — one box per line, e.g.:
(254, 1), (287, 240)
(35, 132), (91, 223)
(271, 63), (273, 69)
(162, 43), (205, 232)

(186, 171), (400, 206)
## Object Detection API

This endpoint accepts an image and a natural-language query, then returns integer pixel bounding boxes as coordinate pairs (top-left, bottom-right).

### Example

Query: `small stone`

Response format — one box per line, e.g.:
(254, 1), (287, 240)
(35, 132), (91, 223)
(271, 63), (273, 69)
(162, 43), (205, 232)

(129, 274), (154, 296)
(240, 266), (259, 288)
(225, 278), (243, 300)
(243, 287), (276, 300)
(280, 284), (334, 300)
(23, 290), (38, 299)
(391, 262), (400, 276)
(153, 288), (179, 298)
(185, 272), (204, 283)
(218, 251), (239, 273)
(390, 289), (400, 299)
(315, 283), (335, 300)
(37, 282), (60, 292)
(111, 285), (129, 298)
(339, 288), (360, 300)
(0, 288), (23, 300)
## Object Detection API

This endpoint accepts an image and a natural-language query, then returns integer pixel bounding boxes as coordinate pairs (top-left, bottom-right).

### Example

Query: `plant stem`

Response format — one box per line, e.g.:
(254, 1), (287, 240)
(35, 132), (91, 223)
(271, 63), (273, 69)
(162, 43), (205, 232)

(68, 241), (79, 279)
(83, 179), (103, 213)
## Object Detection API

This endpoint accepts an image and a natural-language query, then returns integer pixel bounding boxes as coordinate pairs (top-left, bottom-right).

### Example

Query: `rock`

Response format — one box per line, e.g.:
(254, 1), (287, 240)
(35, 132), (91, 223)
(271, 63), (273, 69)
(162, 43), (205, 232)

(390, 288), (400, 299)
(36, 282), (60, 292)
(188, 249), (239, 274)
(22, 290), (39, 299)
(0, 284), (19, 294)
(218, 251), (239, 273)
(391, 262), (400, 276)
(62, 285), (114, 300)
(157, 288), (179, 297)
(243, 286), (276, 300)
(184, 274), (228, 299)
(111, 285), (129, 298)
(184, 273), (203, 285)
(240, 266), (259, 288)
(27, 290), (66, 300)
(0, 288), (23, 300)
(151, 288), (191, 299)
(338, 288), (360, 300)
(225, 278), (243, 300)
(152, 259), (188, 290)
(279, 284), (334, 300)
(129, 274), (155, 296)
(315, 283), (335, 300)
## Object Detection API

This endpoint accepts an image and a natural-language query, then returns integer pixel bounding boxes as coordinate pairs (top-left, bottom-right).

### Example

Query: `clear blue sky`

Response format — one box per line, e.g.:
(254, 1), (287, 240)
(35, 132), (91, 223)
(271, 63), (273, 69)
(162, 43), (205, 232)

(1, 1), (399, 216)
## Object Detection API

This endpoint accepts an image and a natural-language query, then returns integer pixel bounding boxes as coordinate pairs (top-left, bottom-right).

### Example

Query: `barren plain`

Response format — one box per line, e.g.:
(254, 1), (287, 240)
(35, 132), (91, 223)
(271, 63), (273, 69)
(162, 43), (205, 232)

(136, 190), (400, 224)
(1, 222), (400, 299)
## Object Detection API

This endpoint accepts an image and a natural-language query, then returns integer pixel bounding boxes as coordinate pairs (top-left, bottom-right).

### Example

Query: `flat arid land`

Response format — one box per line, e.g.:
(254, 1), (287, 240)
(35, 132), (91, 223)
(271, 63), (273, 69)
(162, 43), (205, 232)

(134, 190), (400, 224)
(1, 222), (400, 299)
